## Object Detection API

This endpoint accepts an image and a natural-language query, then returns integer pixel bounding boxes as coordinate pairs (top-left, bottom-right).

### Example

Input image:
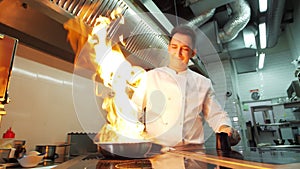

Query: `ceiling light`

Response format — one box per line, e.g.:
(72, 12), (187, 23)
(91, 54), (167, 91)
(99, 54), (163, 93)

(259, 0), (268, 12)
(258, 52), (265, 69)
(259, 22), (267, 49)
(233, 117), (239, 122)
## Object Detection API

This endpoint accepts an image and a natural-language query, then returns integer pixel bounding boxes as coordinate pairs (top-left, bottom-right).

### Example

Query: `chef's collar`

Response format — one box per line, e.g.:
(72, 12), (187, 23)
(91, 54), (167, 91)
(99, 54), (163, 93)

(166, 66), (188, 75)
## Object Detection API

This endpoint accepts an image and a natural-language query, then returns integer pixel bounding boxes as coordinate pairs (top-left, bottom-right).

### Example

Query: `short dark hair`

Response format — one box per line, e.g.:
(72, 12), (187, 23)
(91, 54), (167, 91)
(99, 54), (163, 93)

(170, 25), (197, 48)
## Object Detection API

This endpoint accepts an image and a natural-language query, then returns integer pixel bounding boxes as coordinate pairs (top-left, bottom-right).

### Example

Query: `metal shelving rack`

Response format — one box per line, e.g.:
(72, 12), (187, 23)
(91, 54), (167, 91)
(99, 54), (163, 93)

(251, 105), (275, 145)
(251, 102), (300, 146)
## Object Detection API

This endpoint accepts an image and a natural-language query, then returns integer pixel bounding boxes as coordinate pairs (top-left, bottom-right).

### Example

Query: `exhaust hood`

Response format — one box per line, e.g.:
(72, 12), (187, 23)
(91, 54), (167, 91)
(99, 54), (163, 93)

(0, 0), (170, 71)
(0, 0), (74, 62)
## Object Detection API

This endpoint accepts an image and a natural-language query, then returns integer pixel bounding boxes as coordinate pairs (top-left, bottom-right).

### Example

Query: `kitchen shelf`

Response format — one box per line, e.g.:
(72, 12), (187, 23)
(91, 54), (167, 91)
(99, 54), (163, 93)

(265, 145), (300, 149)
(293, 108), (300, 112)
(259, 129), (277, 136)
(250, 105), (276, 146)
(283, 101), (300, 109)
(257, 122), (290, 126)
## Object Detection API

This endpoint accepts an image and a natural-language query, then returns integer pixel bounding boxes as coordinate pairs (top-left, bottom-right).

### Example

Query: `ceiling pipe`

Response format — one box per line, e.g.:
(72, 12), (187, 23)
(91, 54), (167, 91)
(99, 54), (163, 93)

(218, 0), (251, 43)
(185, 8), (216, 28)
(185, 0), (250, 44)
(266, 0), (286, 48)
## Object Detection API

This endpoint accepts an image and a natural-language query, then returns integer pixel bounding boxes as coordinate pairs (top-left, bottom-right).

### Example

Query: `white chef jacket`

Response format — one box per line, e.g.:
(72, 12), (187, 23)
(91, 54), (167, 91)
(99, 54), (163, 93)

(132, 66), (231, 146)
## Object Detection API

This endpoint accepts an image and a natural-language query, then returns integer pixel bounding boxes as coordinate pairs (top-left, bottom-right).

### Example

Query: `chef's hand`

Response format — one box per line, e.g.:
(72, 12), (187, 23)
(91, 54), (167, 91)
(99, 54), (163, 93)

(218, 125), (241, 146)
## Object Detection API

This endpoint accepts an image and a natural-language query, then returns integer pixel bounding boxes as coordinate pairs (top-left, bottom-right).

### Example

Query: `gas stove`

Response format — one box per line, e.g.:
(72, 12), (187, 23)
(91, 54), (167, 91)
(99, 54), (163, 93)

(53, 153), (153, 169)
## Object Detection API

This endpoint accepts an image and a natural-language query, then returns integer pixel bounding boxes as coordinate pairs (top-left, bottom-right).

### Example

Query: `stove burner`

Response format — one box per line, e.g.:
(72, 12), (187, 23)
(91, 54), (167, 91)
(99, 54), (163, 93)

(81, 153), (153, 169)
(95, 159), (152, 169)
(115, 160), (152, 169)
(82, 153), (105, 160)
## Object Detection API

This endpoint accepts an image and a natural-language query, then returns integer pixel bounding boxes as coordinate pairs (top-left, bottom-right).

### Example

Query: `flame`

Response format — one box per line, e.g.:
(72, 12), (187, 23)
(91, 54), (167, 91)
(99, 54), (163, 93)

(65, 7), (148, 143)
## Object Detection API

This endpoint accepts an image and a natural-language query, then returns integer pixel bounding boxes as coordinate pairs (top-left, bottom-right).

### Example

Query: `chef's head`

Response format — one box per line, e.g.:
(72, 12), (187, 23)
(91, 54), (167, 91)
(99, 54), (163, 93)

(168, 25), (197, 72)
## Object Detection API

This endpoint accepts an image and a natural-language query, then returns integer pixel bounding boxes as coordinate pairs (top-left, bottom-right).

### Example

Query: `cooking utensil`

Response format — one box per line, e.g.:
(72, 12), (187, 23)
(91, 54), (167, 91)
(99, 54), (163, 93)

(216, 132), (231, 151)
(98, 141), (152, 159)
(288, 139), (297, 145)
(35, 145), (58, 161)
(17, 155), (44, 168)
(0, 148), (11, 163)
(13, 140), (26, 158)
(273, 139), (285, 145)
(297, 134), (300, 145)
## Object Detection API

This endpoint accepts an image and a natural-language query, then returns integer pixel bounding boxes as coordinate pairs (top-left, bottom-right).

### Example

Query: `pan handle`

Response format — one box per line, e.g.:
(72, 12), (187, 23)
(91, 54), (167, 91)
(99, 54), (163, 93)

(56, 143), (71, 147)
(143, 107), (146, 132)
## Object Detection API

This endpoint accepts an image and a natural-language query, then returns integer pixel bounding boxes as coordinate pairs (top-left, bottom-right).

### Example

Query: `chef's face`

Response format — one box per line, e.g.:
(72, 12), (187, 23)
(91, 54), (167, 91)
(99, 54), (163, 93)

(168, 33), (196, 72)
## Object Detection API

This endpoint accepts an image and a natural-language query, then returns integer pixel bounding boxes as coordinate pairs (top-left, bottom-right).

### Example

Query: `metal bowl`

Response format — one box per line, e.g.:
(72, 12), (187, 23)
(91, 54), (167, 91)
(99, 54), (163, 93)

(288, 139), (297, 145)
(98, 142), (152, 159)
(17, 155), (44, 168)
(273, 139), (285, 145)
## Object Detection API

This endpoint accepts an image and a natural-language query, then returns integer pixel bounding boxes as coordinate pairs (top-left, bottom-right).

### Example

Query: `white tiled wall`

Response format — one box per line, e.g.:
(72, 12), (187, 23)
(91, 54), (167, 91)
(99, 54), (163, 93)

(0, 45), (106, 151)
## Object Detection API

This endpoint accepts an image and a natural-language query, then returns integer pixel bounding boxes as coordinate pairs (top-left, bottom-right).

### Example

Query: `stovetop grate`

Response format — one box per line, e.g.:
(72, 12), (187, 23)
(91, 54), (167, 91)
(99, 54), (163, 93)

(80, 153), (152, 169)
(82, 153), (105, 160)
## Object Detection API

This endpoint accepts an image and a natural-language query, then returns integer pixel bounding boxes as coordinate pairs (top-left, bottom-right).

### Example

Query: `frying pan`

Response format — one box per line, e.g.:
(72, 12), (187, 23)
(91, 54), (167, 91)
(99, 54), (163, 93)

(98, 141), (153, 159)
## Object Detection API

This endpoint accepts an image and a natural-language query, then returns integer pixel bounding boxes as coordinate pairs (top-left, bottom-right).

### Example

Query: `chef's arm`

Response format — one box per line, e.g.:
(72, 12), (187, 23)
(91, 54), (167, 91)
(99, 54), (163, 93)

(202, 85), (241, 145)
(202, 86), (232, 132)
(218, 125), (234, 134)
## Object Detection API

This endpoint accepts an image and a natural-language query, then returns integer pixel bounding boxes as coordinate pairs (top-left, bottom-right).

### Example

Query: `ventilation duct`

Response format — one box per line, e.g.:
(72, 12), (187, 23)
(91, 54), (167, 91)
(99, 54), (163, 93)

(226, 25), (257, 54)
(48, 0), (169, 69)
(226, 25), (258, 73)
(188, 0), (234, 16)
(218, 0), (251, 43)
(266, 0), (286, 48)
(186, 9), (215, 28)
(185, 0), (251, 55)
(48, 0), (129, 27)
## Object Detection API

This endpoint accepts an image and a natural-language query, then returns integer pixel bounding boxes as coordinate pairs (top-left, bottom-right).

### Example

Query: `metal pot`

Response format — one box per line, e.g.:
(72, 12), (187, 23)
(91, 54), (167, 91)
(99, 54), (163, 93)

(297, 134), (300, 145)
(98, 142), (152, 159)
(35, 145), (58, 161)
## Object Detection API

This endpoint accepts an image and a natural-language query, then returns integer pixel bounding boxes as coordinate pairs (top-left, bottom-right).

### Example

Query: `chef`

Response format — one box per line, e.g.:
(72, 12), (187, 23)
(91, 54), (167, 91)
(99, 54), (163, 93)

(132, 25), (240, 147)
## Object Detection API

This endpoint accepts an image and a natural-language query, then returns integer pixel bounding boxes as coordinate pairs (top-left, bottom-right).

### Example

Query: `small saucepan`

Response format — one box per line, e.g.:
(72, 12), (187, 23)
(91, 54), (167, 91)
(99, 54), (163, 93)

(98, 141), (153, 159)
(35, 145), (58, 161)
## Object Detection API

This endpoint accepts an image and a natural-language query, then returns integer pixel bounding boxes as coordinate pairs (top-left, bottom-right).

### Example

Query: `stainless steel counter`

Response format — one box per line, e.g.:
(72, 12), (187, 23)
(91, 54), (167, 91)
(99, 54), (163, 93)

(52, 146), (300, 169)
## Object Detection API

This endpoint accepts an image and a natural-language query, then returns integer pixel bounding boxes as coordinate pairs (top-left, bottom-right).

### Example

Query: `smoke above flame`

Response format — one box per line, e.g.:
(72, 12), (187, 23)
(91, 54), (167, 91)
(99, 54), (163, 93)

(64, 7), (148, 143)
